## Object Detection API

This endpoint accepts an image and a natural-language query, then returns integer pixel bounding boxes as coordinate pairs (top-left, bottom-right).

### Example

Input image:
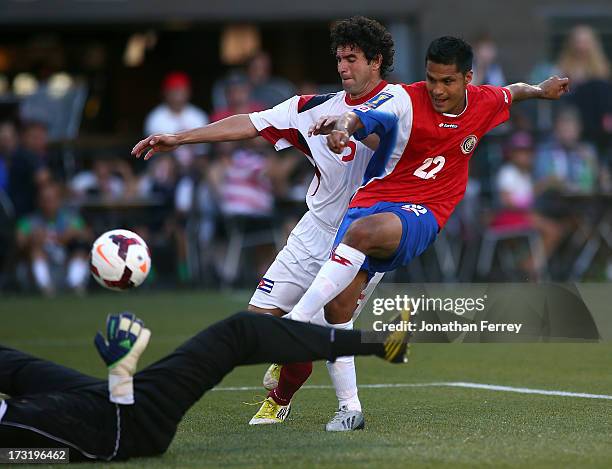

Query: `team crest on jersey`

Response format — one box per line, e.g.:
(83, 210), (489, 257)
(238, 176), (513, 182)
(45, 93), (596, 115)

(257, 277), (275, 294)
(460, 135), (478, 154)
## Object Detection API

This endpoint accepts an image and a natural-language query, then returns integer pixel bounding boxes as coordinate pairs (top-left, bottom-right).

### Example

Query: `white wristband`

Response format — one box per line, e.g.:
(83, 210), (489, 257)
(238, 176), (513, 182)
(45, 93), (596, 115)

(108, 373), (135, 405)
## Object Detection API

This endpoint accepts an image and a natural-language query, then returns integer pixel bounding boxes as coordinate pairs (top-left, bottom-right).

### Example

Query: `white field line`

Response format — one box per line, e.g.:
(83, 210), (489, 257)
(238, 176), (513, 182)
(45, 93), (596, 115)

(212, 382), (612, 400)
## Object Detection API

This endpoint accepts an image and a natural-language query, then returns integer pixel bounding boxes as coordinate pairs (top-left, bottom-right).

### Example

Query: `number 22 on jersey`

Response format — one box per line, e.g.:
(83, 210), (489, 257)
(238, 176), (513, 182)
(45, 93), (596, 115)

(413, 155), (445, 180)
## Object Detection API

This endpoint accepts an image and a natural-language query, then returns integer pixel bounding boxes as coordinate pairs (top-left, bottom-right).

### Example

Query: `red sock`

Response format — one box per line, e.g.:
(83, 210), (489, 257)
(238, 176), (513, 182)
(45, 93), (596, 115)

(268, 361), (313, 406)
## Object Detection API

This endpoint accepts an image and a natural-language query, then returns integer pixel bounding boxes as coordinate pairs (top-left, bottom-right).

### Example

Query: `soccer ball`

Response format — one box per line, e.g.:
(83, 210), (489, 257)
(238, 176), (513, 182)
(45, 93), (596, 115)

(90, 229), (151, 291)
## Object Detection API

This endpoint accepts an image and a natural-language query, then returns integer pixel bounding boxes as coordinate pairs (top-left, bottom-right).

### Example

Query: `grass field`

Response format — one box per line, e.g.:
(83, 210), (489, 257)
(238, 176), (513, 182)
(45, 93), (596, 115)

(2, 291), (612, 468)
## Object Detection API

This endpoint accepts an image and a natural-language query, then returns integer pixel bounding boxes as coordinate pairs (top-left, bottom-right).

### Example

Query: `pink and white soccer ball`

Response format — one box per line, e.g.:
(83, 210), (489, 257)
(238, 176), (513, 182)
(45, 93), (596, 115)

(90, 229), (151, 291)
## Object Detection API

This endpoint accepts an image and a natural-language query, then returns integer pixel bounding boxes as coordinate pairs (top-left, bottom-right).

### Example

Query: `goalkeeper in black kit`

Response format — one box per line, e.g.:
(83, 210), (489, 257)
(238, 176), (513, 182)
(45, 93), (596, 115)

(0, 311), (409, 462)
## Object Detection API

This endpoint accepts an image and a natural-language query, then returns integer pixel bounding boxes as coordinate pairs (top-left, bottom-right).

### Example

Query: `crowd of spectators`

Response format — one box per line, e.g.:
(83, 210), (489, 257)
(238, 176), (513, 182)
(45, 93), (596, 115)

(1, 25), (612, 294)
(0, 50), (309, 294)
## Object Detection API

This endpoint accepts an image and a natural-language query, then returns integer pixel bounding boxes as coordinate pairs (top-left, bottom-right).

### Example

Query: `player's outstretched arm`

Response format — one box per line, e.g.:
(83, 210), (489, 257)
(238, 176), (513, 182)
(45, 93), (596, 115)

(507, 76), (570, 104)
(131, 114), (259, 160)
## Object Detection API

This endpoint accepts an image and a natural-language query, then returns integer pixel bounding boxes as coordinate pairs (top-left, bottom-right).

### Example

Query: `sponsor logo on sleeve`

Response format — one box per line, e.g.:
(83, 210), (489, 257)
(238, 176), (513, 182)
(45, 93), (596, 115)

(362, 92), (394, 110)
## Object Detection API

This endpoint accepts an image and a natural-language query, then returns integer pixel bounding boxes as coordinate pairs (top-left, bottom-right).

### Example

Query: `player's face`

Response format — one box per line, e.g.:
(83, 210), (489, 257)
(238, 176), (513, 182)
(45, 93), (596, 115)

(425, 61), (473, 114)
(336, 45), (382, 98)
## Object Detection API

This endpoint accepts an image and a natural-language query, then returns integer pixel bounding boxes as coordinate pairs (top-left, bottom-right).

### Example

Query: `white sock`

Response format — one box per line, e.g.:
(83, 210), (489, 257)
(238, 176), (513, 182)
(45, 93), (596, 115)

(290, 243), (365, 322)
(352, 272), (385, 320)
(309, 309), (328, 326)
(67, 257), (89, 289)
(32, 258), (52, 290)
(325, 318), (361, 412)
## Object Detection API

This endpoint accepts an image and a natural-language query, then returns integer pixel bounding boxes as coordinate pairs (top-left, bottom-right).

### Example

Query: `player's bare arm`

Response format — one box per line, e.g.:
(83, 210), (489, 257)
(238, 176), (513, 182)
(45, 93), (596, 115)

(507, 76), (570, 103)
(132, 114), (258, 160)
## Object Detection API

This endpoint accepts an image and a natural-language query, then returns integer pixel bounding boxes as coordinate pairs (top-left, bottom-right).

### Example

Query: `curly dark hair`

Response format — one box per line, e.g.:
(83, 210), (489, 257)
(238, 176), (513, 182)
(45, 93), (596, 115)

(330, 16), (395, 78)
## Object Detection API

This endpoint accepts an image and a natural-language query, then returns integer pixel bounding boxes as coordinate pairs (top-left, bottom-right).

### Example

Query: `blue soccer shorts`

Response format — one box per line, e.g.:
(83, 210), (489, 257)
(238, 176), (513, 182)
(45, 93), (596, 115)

(332, 201), (439, 276)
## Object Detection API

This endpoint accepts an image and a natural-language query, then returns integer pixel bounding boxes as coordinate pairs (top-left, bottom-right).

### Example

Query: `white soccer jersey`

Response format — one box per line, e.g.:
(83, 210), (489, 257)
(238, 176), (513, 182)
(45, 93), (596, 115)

(249, 81), (394, 233)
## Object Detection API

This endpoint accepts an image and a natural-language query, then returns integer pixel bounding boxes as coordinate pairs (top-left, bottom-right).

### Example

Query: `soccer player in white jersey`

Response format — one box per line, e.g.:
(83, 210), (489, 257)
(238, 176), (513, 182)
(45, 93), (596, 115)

(132, 16), (397, 431)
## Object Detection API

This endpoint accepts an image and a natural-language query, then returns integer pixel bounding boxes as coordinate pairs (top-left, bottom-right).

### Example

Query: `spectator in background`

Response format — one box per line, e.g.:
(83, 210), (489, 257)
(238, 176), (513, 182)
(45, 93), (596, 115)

(137, 155), (189, 281)
(6, 120), (52, 218)
(145, 72), (209, 171)
(216, 142), (276, 282)
(557, 25), (610, 86)
(531, 25), (610, 84)
(211, 51), (295, 110)
(534, 107), (598, 196)
(557, 25), (612, 152)
(494, 132), (536, 229)
(19, 120), (52, 168)
(471, 34), (506, 87)
(138, 154), (179, 207)
(219, 145), (274, 219)
(0, 120), (19, 195)
(70, 158), (137, 202)
(493, 131), (564, 262)
(247, 51), (296, 107)
(210, 73), (265, 122)
(16, 182), (90, 295)
(172, 152), (225, 285)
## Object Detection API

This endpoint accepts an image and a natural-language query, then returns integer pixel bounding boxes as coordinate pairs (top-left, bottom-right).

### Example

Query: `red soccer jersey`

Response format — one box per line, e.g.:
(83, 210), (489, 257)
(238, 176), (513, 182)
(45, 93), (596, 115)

(350, 81), (512, 228)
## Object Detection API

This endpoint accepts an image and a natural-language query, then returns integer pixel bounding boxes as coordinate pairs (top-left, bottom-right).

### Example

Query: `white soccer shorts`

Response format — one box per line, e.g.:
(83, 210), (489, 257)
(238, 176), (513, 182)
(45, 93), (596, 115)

(250, 211), (383, 317)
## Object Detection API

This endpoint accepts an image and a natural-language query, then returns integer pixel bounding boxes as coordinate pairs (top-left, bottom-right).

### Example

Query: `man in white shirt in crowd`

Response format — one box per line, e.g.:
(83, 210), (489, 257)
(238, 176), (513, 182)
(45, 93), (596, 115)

(144, 72), (209, 170)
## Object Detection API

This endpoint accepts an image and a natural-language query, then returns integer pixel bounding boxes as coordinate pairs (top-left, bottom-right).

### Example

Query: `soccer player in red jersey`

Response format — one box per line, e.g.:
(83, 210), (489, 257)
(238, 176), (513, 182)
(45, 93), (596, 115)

(287, 36), (569, 324)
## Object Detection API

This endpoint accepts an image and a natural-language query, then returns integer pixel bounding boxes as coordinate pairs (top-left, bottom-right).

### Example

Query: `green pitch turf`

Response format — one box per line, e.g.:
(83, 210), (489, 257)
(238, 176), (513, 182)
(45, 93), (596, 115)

(2, 291), (612, 468)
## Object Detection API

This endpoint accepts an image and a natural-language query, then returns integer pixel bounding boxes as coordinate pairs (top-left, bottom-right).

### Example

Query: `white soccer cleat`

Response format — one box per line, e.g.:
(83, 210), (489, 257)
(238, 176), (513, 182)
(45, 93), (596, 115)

(325, 406), (365, 432)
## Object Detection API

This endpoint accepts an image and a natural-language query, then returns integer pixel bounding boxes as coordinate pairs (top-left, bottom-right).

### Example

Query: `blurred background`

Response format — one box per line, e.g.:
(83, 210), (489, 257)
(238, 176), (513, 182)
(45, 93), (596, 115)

(1, 0), (612, 296)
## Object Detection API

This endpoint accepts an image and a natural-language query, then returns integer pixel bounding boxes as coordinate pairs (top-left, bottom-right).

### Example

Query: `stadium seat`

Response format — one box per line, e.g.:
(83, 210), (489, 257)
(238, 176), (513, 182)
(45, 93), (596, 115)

(220, 215), (282, 286)
(477, 225), (547, 281)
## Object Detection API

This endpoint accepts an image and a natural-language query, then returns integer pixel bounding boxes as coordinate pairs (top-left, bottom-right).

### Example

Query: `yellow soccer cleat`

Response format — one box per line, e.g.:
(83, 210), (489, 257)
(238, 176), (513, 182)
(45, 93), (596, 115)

(262, 363), (282, 391)
(248, 397), (291, 425)
(383, 310), (413, 364)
